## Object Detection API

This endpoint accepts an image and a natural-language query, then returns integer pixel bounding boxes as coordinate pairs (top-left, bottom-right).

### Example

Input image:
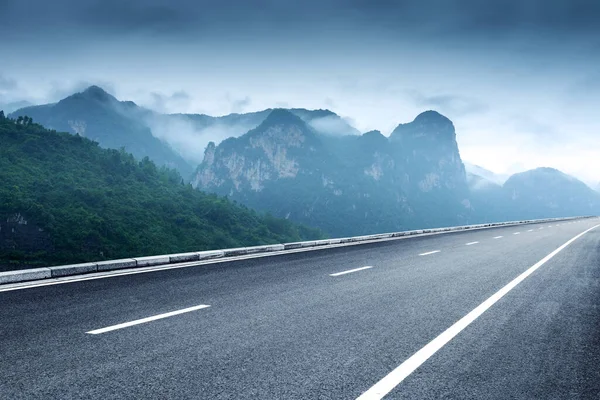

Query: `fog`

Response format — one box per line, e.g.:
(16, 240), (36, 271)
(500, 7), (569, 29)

(145, 114), (261, 164)
(1, 0), (599, 186)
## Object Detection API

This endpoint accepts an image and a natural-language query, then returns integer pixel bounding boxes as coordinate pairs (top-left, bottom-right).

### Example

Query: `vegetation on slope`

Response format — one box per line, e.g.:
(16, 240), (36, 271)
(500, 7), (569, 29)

(0, 111), (323, 271)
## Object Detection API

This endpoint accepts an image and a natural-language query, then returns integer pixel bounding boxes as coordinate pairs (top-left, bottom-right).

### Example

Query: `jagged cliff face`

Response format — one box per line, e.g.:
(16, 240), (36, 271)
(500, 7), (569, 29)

(194, 110), (324, 193)
(390, 111), (467, 193)
(193, 109), (471, 237)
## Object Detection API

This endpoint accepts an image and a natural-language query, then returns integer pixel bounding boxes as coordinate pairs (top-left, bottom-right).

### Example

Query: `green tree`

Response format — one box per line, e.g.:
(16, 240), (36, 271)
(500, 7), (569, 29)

(0, 117), (324, 271)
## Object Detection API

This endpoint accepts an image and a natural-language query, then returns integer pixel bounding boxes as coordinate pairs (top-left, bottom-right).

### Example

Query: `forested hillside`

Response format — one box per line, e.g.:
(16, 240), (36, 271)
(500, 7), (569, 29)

(0, 112), (323, 271)
(10, 86), (194, 177)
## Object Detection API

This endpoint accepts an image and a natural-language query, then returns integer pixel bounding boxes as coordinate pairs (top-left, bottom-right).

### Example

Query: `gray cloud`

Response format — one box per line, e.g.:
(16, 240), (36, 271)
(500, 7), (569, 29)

(82, 0), (197, 35)
(0, 74), (17, 90)
(2, 0), (600, 43)
(145, 114), (258, 164)
(409, 91), (488, 117)
(228, 95), (252, 114)
(147, 90), (192, 113)
(511, 114), (561, 142)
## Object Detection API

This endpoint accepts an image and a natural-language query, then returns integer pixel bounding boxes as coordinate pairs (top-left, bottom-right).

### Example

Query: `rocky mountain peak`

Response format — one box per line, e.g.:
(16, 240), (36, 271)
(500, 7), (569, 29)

(390, 110), (456, 142)
(79, 85), (117, 104)
(413, 110), (452, 125)
(359, 130), (387, 146)
(261, 108), (306, 128)
(203, 142), (217, 166)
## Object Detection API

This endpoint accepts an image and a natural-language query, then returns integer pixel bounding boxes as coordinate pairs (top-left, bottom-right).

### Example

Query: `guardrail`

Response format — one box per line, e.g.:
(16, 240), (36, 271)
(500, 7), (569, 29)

(0, 216), (593, 285)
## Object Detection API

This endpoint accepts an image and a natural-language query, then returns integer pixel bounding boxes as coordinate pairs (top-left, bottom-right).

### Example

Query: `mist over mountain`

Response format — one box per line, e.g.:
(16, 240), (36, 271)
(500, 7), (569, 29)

(9, 86), (194, 176)
(6, 86), (599, 238)
(10, 86), (360, 174)
(194, 108), (600, 236)
(502, 168), (600, 219)
(194, 109), (473, 236)
(464, 163), (508, 185)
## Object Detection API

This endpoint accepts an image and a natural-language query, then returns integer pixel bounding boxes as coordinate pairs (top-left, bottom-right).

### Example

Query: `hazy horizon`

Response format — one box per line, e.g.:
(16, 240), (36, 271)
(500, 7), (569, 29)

(1, 0), (599, 186)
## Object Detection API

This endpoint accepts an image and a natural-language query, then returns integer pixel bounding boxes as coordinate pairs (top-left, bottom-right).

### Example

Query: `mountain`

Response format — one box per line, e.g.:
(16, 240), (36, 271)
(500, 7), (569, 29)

(11, 86), (360, 174)
(388, 110), (470, 212)
(466, 172), (509, 222)
(193, 109), (472, 236)
(148, 107), (360, 165)
(502, 168), (600, 219)
(0, 113), (323, 271)
(464, 162), (508, 185)
(168, 108), (359, 138)
(10, 86), (194, 177)
(287, 108), (360, 136)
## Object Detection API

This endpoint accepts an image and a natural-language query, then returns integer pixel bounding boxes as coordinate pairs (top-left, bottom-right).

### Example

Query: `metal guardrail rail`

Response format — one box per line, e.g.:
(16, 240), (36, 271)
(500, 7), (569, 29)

(0, 216), (592, 285)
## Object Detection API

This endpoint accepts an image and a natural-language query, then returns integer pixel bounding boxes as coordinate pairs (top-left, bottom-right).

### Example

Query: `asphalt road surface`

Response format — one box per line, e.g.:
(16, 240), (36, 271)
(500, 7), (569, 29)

(1, 218), (599, 399)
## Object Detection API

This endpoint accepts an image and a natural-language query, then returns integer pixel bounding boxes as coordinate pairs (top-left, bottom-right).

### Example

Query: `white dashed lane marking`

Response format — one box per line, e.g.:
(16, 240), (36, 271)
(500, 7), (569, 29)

(419, 250), (441, 256)
(329, 266), (373, 277)
(86, 305), (211, 335)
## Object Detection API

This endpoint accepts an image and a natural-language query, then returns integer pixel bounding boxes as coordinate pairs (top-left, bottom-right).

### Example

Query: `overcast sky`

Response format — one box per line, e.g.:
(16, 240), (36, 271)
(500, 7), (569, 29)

(1, 0), (599, 185)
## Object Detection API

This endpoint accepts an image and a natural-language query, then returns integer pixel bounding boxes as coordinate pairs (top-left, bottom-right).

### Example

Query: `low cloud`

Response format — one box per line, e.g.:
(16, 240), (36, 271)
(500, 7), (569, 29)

(511, 114), (560, 141)
(145, 114), (259, 165)
(324, 97), (336, 108)
(147, 90), (191, 113)
(308, 115), (360, 136)
(227, 95), (252, 114)
(409, 91), (489, 116)
(0, 74), (17, 91)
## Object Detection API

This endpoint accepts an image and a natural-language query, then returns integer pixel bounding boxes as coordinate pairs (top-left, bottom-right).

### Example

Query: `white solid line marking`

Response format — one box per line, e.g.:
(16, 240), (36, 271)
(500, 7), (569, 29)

(493, 236), (503, 239)
(465, 241), (479, 246)
(419, 250), (441, 256)
(329, 266), (373, 277)
(86, 304), (211, 335)
(355, 224), (599, 400)
(513, 232), (521, 235)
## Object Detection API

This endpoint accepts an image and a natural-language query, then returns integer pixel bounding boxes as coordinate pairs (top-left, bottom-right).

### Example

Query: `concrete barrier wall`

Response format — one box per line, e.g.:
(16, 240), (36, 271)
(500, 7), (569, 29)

(1, 216), (593, 286)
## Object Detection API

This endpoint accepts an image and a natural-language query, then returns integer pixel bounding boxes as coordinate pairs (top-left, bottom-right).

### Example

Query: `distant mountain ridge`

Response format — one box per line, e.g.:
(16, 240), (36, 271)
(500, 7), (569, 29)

(464, 163), (508, 185)
(502, 167), (600, 219)
(7, 86), (599, 238)
(10, 86), (194, 176)
(195, 108), (600, 236)
(10, 86), (360, 176)
(194, 109), (472, 236)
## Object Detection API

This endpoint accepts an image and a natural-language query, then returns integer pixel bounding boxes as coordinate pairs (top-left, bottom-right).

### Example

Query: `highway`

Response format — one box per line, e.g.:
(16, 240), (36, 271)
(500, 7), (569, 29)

(1, 218), (599, 399)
